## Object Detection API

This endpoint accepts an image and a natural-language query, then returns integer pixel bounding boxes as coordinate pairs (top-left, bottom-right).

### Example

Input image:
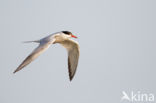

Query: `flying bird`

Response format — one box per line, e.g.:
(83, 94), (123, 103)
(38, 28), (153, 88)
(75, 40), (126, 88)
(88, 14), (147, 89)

(13, 31), (80, 81)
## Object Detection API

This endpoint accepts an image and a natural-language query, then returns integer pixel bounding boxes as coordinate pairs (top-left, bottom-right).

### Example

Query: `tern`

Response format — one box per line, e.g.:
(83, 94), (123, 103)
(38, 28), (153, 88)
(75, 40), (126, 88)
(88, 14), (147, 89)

(13, 31), (80, 81)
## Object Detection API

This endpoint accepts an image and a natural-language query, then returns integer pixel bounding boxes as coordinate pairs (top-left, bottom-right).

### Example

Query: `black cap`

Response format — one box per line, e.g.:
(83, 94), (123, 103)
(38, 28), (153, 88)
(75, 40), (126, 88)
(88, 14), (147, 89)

(62, 31), (72, 35)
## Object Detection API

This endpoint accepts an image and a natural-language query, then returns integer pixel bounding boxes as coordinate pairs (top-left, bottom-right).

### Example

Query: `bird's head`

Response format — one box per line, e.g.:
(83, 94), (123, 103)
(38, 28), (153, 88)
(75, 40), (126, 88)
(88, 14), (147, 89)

(61, 31), (77, 39)
(53, 31), (77, 43)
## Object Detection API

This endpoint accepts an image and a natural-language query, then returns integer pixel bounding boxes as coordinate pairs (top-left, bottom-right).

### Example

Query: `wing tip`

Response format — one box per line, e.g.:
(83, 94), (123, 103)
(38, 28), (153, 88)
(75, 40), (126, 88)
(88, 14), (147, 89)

(13, 69), (18, 74)
(13, 66), (23, 74)
(69, 76), (73, 81)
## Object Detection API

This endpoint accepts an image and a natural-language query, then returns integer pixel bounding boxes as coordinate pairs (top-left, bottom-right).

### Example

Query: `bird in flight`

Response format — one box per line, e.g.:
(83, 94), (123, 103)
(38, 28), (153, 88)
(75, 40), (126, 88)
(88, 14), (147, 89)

(13, 31), (80, 81)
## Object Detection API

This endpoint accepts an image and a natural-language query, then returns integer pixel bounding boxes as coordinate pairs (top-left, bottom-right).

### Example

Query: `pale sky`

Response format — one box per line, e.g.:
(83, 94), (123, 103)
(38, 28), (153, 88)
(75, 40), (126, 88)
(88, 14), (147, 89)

(0, 0), (155, 103)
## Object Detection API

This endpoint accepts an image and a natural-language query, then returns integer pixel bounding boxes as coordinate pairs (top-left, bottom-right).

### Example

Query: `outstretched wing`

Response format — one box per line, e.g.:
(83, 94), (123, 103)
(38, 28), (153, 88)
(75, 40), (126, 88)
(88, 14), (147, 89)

(13, 42), (52, 73)
(61, 39), (80, 81)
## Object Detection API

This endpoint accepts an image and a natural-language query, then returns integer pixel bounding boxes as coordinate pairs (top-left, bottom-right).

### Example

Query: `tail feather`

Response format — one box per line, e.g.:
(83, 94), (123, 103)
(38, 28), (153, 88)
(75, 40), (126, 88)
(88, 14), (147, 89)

(22, 40), (40, 43)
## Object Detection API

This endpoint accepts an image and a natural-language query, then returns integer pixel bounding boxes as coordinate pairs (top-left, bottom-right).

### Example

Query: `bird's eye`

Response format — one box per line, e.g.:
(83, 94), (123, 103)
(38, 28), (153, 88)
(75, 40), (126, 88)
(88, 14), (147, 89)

(62, 31), (71, 35)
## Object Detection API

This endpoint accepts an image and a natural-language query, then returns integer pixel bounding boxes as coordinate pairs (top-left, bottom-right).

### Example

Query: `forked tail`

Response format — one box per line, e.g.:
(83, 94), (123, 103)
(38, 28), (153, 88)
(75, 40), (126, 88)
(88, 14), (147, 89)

(22, 40), (40, 43)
